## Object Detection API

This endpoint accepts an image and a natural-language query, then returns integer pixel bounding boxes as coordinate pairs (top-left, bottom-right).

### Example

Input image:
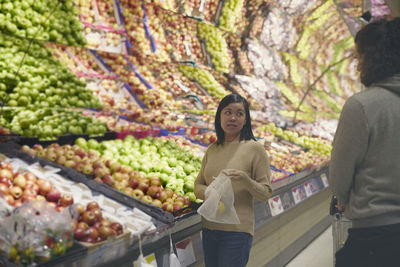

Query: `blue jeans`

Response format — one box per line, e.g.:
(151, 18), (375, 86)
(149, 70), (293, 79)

(202, 228), (253, 267)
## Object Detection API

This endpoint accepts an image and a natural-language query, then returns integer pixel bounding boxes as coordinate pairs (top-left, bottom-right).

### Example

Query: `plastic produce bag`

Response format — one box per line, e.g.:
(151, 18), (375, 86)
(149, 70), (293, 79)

(197, 170), (240, 224)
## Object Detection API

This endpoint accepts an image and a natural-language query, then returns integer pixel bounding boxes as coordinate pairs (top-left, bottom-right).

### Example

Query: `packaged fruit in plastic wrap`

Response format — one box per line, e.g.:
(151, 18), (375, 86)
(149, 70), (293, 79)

(0, 200), (77, 265)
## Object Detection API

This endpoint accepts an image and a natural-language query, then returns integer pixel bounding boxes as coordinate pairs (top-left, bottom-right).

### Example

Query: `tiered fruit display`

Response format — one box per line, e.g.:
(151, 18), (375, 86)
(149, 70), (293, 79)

(0, 108), (108, 139)
(0, 161), (74, 209)
(73, 201), (124, 243)
(0, 34), (101, 108)
(0, 0), (85, 45)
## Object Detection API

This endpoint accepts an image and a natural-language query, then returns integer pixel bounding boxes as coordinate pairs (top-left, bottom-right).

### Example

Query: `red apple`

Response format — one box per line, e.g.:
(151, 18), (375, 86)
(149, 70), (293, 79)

(109, 222), (123, 235)
(120, 165), (133, 174)
(0, 169), (13, 180)
(153, 199), (162, 208)
(77, 221), (89, 230)
(46, 188), (61, 203)
(98, 225), (115, 240)
(86, 201), (100, 211)
(137, 181), (149, 193)
(0, 177), (11, 187)
(75, 203), (86, 215)
(100, 218), (112, 227)
(82, 211), (96, 226)
(0, 183), (9, 195)
(59, 193), (74, 207)
(13, 174), (26, 189)
(10, 186), (23, 199)
(92, 208), (103, 221)
(173, 201), (184, 211)
(0, 162), (12, 170)
(157, 189), (168, 202)
(149, 176), (162, 186)
(38, 179), (52, 196)
(146, 185), (160, 198)
(56, 155), (67, 165)
(131, 189), (144, 199)
(64, 160), (76, 169)
(94, 177), (103, 184)
(83, 164), (93, 175)
(36, 195), (46, 201)
(164, 188), (174, 199)
(86, 227), (99, 240)
(102, 174), (114, 186)
(92, 159), (105, 169)
(24, 172), (37, 182)
(128, 177), (139, 189)
(162, 202), (174, 212)
(25, 181), (39, 194)
(141, 195), (153, 205)
(74, 227), (87, 240)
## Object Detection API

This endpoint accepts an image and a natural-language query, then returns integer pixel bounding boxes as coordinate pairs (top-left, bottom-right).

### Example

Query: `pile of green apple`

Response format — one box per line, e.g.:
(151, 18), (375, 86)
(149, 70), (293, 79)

(218, 0), (245, 33)
(1, 108), (107, 140)
(0, 0), (85, 46)
(197, 22), (231, 73)
(0, 34), (101, 108)
(257, 122), (332, 156)
(179, 65), (229, 100)
(75, 136), (201, 203)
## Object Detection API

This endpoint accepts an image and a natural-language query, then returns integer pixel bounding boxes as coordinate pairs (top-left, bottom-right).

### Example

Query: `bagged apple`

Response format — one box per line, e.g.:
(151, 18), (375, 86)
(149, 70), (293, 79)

(197, 170), (240, 224)
(0, 200), (76, 265)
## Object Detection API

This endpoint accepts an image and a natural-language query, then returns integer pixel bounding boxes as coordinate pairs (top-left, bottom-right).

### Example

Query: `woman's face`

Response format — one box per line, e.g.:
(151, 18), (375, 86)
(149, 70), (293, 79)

(220, 102), (246, 141)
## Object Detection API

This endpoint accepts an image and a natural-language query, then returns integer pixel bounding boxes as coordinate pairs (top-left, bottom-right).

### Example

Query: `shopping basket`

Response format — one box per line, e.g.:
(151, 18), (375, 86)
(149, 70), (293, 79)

(330, 196), (352, 261)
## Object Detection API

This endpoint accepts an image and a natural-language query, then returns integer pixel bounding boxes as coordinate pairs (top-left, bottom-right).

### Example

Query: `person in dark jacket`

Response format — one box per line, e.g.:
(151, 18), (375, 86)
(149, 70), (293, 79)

(329, 17), (400, 267)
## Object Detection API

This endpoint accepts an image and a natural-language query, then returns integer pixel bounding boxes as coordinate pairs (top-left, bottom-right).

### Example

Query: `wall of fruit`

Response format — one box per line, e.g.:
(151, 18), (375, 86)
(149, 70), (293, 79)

(0, 0), (392, 265)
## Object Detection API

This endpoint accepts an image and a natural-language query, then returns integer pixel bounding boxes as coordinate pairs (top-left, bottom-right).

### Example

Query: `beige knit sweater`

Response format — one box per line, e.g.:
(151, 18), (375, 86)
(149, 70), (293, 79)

(194, 140), (272, 236)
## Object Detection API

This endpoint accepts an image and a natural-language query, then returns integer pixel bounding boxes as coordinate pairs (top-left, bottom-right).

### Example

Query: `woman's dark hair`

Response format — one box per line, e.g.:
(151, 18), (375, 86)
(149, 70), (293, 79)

(355, 17), (400, 86)
(214, 94), (256, 145)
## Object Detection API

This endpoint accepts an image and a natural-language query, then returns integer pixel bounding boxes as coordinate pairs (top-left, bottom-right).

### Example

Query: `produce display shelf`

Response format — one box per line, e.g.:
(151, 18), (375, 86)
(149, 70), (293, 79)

(85, 167), (331, 267)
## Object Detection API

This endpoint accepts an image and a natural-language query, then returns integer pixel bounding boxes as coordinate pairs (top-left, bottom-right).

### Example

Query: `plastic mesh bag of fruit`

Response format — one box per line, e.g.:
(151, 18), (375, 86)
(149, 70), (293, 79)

(0, 200), (76, 265)
(197, 170), (240, 224)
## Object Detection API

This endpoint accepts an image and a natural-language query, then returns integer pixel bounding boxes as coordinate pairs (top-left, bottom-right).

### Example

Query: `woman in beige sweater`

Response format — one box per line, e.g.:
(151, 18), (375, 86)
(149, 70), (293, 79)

(195, 94), (272, 267)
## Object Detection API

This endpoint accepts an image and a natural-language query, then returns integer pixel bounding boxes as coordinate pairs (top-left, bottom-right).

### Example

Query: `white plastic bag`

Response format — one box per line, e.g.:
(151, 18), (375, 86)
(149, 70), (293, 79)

(197, 171), (240, 224)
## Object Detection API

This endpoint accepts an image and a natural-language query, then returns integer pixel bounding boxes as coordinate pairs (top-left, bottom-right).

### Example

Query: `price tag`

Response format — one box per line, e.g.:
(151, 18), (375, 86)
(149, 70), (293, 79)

(304, 182), (313, 197)
(321, 173), (329, 188)
(175, 236), (196, 266)
(268, 196), (284, 216)
(308, 178), (320, 194)
(292, 187), (302, 204)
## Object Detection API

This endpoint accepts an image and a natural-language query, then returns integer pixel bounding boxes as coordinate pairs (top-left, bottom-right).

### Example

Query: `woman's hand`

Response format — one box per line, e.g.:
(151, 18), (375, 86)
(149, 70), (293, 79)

(222, 169), (250, 182)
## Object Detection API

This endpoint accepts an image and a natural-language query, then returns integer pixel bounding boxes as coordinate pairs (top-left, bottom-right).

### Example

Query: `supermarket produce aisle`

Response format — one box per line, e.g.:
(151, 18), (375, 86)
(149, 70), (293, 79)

(285, 225), (333, 267)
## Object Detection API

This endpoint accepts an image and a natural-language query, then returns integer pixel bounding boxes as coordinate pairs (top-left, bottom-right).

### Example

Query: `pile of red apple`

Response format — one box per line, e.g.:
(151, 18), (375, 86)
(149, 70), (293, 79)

(0, 161), (74, 209)
(120, 171), (191, 213)
(73, 201), (124, 244)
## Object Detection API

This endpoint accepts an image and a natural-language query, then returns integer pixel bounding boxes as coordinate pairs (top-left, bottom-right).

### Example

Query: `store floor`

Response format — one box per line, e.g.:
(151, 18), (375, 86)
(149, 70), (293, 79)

(285, 225), (333, 267)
